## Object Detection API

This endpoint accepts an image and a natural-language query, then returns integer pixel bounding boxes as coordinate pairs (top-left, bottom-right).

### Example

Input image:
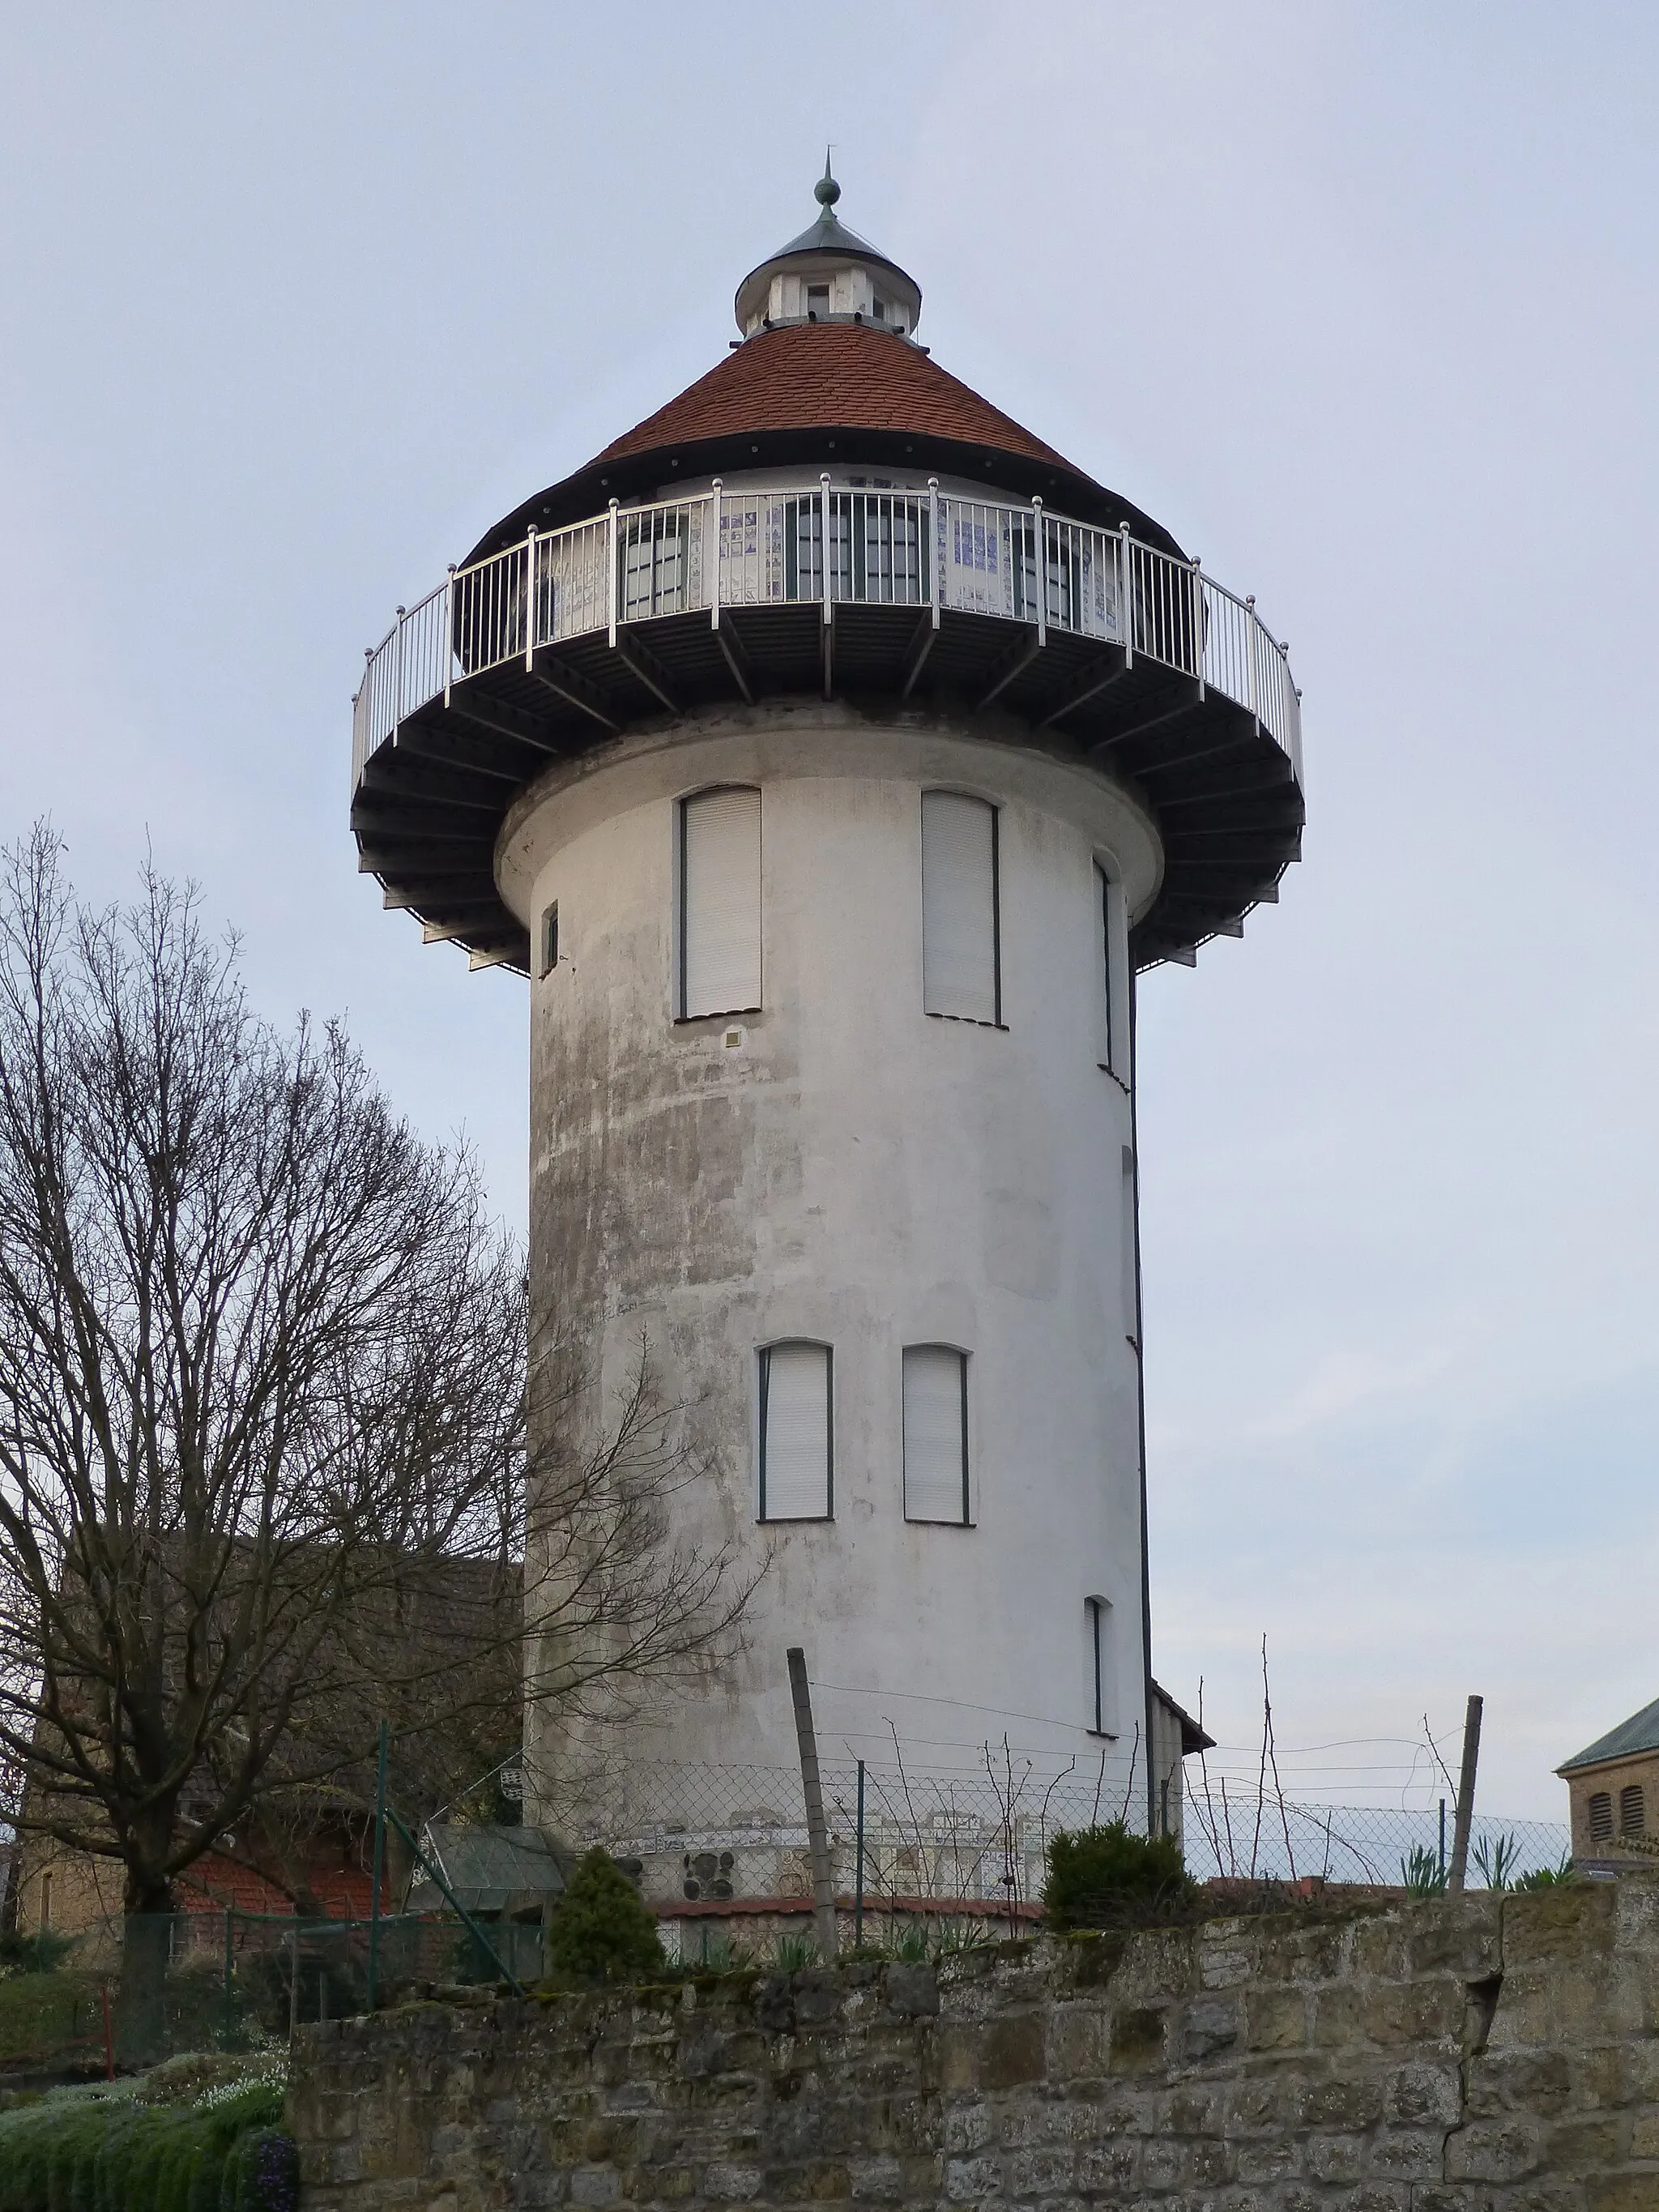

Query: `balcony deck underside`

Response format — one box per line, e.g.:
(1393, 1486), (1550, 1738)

(351, 602), (1303, 973)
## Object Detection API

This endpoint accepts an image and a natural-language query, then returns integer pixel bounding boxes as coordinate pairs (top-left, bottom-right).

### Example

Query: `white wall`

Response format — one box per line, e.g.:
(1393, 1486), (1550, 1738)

(500, 703), (1162, 1817)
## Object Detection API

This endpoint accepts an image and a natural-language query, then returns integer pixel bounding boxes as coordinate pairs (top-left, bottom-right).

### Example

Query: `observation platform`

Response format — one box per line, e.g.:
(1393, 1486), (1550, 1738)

(350, 480), (1303, 974)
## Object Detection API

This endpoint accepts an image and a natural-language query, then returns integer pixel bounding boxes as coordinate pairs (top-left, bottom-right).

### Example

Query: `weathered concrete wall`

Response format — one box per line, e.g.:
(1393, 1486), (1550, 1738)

(501, 702), (1162, 1817)
(289, 1878), (1659, 2210)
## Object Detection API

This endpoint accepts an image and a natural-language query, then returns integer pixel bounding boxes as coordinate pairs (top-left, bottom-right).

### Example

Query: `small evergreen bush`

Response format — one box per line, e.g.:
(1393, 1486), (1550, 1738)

(1042, 1821), (1194, 1930)
(542, 1848), (664, 1985)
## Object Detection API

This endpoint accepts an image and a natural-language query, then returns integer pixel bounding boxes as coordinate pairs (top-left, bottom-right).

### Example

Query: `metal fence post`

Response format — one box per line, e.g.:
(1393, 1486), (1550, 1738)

(1246, 594), (1260, 734)
(393, 609), (406, 741)
(443, 566), (456, 707)
(223, 1907), (233, 2048)
(819, 474), (833, 618)
(607, 498), (620, 647)
(709, 479), (723, 630)
(525, 525), (538, 670)
(369, 1718), (388, 2011)
(1192, 557), (1205, 700)
(855, 1760), (866, 1951)
(1031, 497), (1046, 645)
(1119, 526), (1134, 668)
(927, 479), (940, 626)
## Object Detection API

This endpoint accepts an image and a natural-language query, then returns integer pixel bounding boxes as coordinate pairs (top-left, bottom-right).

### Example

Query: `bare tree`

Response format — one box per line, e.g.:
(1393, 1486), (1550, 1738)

(0, 827), (752, 2052)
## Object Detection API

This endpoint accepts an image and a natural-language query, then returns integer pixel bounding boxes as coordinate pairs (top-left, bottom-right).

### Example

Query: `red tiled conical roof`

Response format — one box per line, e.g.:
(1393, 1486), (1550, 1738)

(591, 322), (1076, 472)
(468, 320), (1183, 562)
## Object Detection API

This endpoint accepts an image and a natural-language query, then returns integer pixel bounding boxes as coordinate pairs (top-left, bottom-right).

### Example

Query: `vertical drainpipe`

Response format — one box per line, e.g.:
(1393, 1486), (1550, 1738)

(1129, 969), (1157, 1838)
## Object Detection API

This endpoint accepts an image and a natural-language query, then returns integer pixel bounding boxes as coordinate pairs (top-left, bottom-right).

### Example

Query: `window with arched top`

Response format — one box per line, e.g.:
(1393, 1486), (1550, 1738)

(1620, 1783), (1646, 1837)
(757, 1342), (832, 1522)
(921, 791), (1000, 1025)
(679, 787), (761, 1019)
(1086, 1598), (1115, 1737)
(1588, 1791), (1614, 1843)
(902, 1345), (970, 1524)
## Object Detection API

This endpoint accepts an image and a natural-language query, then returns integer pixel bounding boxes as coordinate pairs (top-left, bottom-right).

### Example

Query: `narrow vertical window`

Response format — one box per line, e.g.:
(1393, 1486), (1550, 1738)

(1588, 1791), (1613, 1842)
(1086, 1597), (1114, 1736)
(539, 902), (559, 979)
(1121, 1147), (1139, 1345)
(1621, 1784), (1646, 1836)
(1095, 862), (1115, 1069)
(680, 787), (761, 1018)
(757, 1343), (832, 1521)
(921, 791), (1000, 1024)
(902, 1344), (970, 1523)
(38, 1872), (53, 1931)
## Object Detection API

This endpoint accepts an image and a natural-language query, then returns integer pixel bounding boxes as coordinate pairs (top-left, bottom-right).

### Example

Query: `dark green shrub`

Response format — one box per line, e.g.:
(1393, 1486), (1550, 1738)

(0, 2077), (288, 2212)
(0, 1929), (74, 1975)
(542, 1848), (664, 1985)
(1042, 1821), (1195, 1930)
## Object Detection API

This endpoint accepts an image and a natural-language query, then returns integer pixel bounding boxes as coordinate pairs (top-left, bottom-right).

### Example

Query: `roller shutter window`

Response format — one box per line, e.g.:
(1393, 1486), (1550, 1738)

(1096, 863), (1115, 1070)
(1588, 1791), (1614, 1843)
(922, 792), (1000, 1024)
(1621, 1783), (1646, 1836)
(680, 788), (761, 1019)
(902, 1344), (970, 1524)
(758, 1343), (832, 1521)
(1086, 1597), (1113, 1736)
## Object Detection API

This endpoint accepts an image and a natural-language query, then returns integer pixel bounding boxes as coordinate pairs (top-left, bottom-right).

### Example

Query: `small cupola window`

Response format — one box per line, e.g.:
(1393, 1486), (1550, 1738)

(732, 156), (923, 339)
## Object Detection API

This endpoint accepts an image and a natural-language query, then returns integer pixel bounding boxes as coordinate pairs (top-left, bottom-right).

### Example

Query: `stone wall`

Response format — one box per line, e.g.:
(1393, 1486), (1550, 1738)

(288, 1876), (1659, 2210)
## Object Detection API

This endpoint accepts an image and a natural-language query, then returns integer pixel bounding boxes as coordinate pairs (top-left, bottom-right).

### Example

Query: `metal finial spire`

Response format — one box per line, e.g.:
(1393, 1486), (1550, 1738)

(815, 150), (840, 213)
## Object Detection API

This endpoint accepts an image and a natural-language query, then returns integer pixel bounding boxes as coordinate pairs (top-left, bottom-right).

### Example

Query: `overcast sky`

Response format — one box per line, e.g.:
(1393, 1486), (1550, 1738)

(3, 3), (1654, 1824)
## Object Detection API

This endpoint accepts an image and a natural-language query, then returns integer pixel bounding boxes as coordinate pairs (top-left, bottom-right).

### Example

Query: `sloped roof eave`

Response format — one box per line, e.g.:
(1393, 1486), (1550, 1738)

(1557, 1695), (1659, 1775)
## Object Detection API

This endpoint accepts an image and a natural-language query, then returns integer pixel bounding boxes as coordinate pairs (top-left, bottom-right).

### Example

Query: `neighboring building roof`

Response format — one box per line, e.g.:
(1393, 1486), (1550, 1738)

(467, 322), (1183, 560)
(1150, 1680), (1216, 1757)
(410, 1821), (565, 1914)
(1558, 1696), (1659, 1775)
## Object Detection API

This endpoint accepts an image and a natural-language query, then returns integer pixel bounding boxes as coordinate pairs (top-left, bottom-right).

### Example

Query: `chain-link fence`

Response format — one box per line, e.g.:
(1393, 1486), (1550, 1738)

(549, 1749), (1572, 1920)
(0, 1909), (545, 2080)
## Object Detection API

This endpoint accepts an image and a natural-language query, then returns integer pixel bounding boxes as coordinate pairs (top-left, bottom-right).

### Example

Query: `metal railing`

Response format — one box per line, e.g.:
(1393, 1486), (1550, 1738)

(352, 480), (1301, 793)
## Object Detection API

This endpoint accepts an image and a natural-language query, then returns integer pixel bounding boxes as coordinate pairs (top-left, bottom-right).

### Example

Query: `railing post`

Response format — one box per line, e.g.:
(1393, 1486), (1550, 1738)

(607, 497), (620, 647)
(1119, 525), (1134, 668)
(928, 478), (940, 627)
(525, 525), (538, 670)
(1246, 593), (1260, 734)
(443, 566), (456, 707)
(1192, 557), (1205, 701)
(820, 472), (833, 621)
(393, 609), (406, 741)
(1031, 497), (1046, 645)
(709, 478), (723, 630)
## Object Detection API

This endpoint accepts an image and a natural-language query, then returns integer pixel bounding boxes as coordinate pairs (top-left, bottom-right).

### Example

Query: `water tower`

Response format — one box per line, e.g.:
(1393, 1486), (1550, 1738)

(349, 169), (1302, 1852)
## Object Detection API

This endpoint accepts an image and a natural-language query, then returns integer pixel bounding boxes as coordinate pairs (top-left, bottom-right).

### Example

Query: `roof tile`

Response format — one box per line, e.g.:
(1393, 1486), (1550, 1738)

(591, 322), (1081, 476)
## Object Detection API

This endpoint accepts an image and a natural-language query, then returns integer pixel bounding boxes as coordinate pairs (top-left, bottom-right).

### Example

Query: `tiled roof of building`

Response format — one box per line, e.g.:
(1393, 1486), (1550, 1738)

(591, 322), (1076, 473)
(1559, 1695), (1659, 1774)
(467, 319), (1183, 563)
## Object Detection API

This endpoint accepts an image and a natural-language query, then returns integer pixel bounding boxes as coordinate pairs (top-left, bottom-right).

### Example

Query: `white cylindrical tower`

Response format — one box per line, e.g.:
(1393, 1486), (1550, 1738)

(349, 169), (1303, 1880)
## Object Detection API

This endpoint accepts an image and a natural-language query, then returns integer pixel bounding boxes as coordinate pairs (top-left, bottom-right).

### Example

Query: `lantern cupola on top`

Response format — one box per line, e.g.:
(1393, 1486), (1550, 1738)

(734, 157), (922, 339)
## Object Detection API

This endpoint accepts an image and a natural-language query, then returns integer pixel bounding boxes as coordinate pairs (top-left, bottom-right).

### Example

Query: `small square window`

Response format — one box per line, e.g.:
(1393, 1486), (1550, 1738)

(539, 903), (559, 978)
(807, 284), (830, 318)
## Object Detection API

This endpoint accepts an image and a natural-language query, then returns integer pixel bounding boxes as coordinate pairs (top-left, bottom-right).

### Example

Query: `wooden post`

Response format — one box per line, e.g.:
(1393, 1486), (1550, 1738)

(1447, 1695), (1484, 1894)
(787, 1646), (838, 1962)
